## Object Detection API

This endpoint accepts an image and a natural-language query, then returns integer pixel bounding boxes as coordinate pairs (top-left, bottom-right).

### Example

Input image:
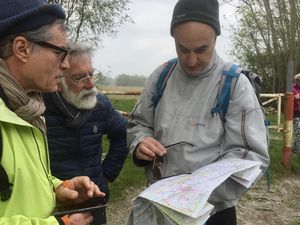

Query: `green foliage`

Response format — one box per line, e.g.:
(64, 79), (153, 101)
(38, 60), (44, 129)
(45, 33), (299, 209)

(267, 113), (300, 181)
(108, 157), (146, 202)
(291, 154), (300, 175)
(268, 132), (286, 179)
(93, 71), (113, 89)
(229, 0), (300, 93)
(102, 98), (146, 202)
(109, 98), (137, 113)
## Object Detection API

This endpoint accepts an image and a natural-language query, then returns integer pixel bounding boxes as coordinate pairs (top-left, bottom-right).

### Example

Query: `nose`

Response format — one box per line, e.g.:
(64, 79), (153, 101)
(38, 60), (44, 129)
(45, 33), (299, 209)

(186, 52), (198, 67)
(84, 77), (94, 89)
(60, 57), (70, 70)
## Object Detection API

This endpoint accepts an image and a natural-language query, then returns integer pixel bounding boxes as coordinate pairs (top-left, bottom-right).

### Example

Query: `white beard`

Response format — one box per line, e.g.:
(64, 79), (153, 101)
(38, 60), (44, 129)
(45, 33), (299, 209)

(60, 79), (97, 109)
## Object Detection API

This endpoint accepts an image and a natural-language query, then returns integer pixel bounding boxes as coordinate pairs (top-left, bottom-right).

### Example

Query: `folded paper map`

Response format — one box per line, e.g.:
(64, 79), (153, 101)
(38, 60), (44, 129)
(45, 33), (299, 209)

(125, 158), (262, 225)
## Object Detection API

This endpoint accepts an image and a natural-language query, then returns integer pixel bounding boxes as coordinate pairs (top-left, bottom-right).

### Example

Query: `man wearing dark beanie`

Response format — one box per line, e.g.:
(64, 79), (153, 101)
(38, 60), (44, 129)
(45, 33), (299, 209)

(127, 0), (269, 224)
(0, 1), (105, 225)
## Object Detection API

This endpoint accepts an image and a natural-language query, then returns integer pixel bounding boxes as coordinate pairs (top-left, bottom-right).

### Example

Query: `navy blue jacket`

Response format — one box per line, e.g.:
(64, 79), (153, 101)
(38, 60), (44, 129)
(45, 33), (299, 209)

(43, 92), (128, 201)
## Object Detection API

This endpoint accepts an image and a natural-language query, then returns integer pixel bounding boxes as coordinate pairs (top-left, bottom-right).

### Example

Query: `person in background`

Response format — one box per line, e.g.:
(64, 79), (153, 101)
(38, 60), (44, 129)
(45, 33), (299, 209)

(43, 42), (128, 203)
(126, 0), (270, 224)
(0, 1), (104, 225)
(292, 73), (300, 154)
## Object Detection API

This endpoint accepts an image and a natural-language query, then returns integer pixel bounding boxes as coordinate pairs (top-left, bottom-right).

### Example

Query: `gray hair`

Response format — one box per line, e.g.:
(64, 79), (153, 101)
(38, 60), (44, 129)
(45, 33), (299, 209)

(67, 42), (93, 61)
(294, 73), (300, 82)
(0, 19), (66, 59)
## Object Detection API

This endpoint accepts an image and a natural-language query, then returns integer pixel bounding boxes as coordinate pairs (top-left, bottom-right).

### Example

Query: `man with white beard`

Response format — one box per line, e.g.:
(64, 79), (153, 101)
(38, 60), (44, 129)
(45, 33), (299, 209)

(43, 43), (129, 204)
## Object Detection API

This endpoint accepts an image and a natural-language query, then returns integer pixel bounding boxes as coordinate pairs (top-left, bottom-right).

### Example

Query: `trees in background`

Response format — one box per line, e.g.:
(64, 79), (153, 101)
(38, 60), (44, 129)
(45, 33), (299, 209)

(48, 0), (133, 83)
(226, 0), (300, 93)
(115, 74), (147, 87)
(48, 0), (132, 45)
(92, 72), (147, 88)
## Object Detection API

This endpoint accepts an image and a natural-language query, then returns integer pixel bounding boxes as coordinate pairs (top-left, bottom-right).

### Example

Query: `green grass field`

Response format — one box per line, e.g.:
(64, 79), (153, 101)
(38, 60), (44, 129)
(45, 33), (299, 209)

(104, 97), (300, 202)
(103, 97), (146, 202)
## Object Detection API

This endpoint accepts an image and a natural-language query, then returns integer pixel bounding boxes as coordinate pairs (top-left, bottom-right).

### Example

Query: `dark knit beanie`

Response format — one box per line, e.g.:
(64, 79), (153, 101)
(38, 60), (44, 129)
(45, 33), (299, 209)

(0, 0), (66, 37)
(170, 0), (220, 36)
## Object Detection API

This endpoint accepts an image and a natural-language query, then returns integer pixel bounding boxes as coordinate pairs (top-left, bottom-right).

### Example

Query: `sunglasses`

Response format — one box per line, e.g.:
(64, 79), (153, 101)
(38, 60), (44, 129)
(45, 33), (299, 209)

(33, 41), (69, 63)
(152, 141), (194, 181)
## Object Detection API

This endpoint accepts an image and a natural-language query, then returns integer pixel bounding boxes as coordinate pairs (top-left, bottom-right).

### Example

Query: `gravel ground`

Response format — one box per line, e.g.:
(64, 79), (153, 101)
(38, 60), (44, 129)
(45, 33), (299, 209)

(106, 186), (146, 225)
(105, 176), (300, 225)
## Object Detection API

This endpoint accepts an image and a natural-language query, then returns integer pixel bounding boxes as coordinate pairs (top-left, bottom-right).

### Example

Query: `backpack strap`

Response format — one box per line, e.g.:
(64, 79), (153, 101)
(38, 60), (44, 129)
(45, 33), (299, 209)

(211, 63), (242, 119)
(0, 130), (12, 201)
(151, 58), (178, 110)
(211, 64), (271, 192)
(0, 86), (12, 201)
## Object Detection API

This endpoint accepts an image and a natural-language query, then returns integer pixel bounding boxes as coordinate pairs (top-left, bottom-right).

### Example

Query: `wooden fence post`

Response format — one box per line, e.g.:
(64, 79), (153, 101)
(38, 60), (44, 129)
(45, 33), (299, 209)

(282, 92), (294, 169)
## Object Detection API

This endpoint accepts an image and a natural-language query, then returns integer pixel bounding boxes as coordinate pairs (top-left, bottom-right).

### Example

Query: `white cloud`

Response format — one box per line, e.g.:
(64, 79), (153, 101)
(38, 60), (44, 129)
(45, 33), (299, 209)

(94, 0), (237, 78)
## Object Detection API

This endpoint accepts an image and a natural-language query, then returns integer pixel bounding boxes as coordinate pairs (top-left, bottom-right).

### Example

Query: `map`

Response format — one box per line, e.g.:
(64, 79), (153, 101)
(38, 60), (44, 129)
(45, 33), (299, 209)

(125, 158), (262, 225)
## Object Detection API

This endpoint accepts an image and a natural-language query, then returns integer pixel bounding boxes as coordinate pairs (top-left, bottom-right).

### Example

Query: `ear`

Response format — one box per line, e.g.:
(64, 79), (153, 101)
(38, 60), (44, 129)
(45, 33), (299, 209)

(11, 36), (32, 63)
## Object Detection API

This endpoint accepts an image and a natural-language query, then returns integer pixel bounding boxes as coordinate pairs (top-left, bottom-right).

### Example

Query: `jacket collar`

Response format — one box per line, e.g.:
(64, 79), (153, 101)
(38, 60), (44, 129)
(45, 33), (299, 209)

(0, 98), (34, 127)
(44, 92), (94, 128)
(177, 50), (220, 78)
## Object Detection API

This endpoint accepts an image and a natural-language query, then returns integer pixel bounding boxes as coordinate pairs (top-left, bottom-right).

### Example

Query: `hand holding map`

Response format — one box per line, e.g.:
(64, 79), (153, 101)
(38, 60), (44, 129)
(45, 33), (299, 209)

(126, 158), (262, 225)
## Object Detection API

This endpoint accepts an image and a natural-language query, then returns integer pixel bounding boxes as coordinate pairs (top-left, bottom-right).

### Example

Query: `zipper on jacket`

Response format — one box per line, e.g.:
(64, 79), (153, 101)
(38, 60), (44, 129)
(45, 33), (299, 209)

(76, 128), (85, 174)
(31, 128), (56, 204)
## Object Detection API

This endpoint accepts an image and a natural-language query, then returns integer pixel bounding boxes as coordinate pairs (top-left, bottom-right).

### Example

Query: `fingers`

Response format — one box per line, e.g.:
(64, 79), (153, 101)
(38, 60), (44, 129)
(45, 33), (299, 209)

(87, 181), (105, 198)
(71, 177), (105, 199)
(73, 176), (90, 188)
(56, 177), (105, 205)
(55, 182), (78, 203)
(135, 137), (166, 161)
(61, 180), (78, 200)
(71, 176), (92, 191)
(64, 189), (78, 200)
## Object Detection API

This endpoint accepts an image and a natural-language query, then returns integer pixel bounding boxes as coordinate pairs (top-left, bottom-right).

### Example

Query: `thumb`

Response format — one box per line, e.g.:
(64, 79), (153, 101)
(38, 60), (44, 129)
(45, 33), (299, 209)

(61, 180), (78, 200)
(62, 188), (78, 200)
(56, 180), (79, 203)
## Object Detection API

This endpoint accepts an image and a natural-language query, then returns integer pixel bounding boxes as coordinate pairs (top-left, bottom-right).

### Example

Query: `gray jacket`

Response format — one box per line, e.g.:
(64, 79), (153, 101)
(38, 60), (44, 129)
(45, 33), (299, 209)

(127, 52), (270, 213)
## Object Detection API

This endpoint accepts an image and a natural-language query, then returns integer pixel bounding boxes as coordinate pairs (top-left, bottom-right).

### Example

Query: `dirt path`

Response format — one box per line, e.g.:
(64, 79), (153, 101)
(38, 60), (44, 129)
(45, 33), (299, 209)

(106, 176), (300, 225)
(237, 177), (300, 225)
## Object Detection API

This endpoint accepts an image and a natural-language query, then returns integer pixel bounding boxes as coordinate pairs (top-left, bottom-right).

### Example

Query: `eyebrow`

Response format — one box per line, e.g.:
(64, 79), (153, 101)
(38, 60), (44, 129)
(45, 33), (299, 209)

(177, 43), (209, 52)
(71, 71), (93, 78)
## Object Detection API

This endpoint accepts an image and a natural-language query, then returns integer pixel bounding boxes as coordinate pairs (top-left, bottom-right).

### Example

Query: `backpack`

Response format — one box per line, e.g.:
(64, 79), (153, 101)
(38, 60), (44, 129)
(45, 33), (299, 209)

(151, 58), (270, 191)
(151, 58), (264, 117)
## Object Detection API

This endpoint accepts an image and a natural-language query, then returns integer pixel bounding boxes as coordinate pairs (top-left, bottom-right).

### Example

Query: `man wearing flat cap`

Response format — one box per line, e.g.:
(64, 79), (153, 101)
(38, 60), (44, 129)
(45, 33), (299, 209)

(127, 0), (270, 224)
(0, 1), (105, 225)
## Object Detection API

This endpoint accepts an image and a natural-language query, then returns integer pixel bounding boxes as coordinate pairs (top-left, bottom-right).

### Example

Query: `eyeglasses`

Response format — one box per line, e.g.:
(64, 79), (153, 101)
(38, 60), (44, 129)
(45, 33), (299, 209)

(152, 141), (194, 181)
(152, 153), (164, 181)
(33, 41), (69, 63)
(67, 71), (94, 86)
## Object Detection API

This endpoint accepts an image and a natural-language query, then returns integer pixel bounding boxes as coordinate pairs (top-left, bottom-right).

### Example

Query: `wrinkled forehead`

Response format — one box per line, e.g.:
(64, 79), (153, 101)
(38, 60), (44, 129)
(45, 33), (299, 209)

(66, 54), (93, 75)
(47, 23), (68, 48)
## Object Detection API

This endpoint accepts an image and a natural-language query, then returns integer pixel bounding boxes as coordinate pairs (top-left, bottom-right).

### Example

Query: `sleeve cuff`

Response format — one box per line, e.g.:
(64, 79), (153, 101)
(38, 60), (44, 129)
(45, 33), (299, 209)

(132, 149), (151, 166)
(55, 215), (70, 225)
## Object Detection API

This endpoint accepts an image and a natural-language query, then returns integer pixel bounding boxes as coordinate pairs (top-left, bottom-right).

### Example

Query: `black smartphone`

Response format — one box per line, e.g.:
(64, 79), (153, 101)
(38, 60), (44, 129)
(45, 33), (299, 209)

(53, 197), (107, 225)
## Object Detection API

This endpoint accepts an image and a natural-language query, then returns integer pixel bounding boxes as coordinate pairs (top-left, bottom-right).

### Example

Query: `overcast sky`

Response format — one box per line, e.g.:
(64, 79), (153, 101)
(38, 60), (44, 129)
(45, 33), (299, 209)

(93, 0), (237, 78)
